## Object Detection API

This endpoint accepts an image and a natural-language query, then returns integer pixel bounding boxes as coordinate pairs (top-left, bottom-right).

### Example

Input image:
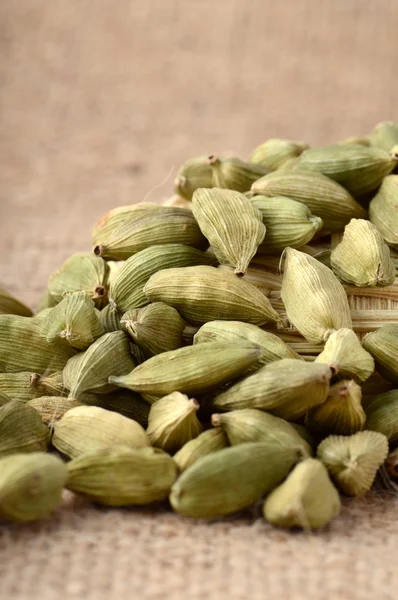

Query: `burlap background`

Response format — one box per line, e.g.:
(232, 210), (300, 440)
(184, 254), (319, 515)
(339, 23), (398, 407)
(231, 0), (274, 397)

(1, 1), (398, 599)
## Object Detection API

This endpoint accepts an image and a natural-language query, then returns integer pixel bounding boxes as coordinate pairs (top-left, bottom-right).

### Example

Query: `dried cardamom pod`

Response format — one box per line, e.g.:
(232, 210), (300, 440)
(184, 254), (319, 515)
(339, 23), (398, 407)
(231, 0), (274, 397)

(211, 409), (312, 458)
(281, 248), (352, 344)
(0, 288), (32, 317)
(305, 380), (365, 437)
(212, 359), (331, 420)
(250, 139), (309, 171)
(315, 328), (374, 382)
(0, 400), (50, 457)
(52, 405), (150, 459)
(263, 458), (341, 530)
(169, 441), (302, 519)
(362, 325), (398, 384)
(99, 302), (121, 333)
(38, 291), (105, 350)
(365, 390), (398, 445)
(174, 154), (267, 200)
(110, 342), (262, 397)
(369, 175), (398, 248)
(109, 244), (215, 313)
(93, 206), (206, 260)
(251, 195), (323, 253)
(173, 428), (228, 472)
(147, 392), (203, 453)
(48, 253), (110, 308)
(194, 320), (300, 369)
(330, 219), (395, 287)
(28, 396), (82, 426)
(67, 446), (177, 506)
(368, 121), (398, 152)
(0, 453), (67, 522)
(0, 371), (65, 403)
(121, 303), (185, 358)
(0, 315), (77, 373)
(317, 431), (388, 496)
(192, 188), (265, 275)
(63, 331), (135, 397)
(92, 202), (158, 242)
(294, 143), (397, 196)
(144, 265), (281, 326)
(251, 170), (366, 232)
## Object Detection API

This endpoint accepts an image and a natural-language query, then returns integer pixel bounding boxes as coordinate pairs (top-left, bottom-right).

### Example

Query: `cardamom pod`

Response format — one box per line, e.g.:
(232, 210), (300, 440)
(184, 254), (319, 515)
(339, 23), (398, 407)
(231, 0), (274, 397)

(174, 154), (267, 200)
(281, 248), (352, 344)
(362, 325), (398, 384)
(63, 331), (136, 397)
(368, 121), (398, 152)
(48, 253), (110, 308)
(263, 458), (341, 530)
(110, 244), (215, 313)
(294, 143), (397, 196)
(315, 328), (374, 382)
(173, 428), (228, 472)
(193, 320), (300, 369)
(365, 390), (398, 445)
(52, 405), (150, 459)
(121, 303), (185, 358)
(66, 446), (177, 506)
(0, 371), (65, 403)
(317, 431), (389, 496)
(38, 291), (105, 349)
(0, 400), (50, 457)
(330, 219), (395, 287)
(251, 170), (366, 232)
(305, 380), (365, 437)
(369, 175), (398, 248)
(93, 206), (206, 260)
(147, 392), (203, 453)
(0, 288), (32, 317)
(192, 188), (265, 275)
(0, 453), (67, 522)
(211, 409), (312, 458)
(110, 341), (262, 397)
(169, 442), (302, 519)
(212, 359), (331, 420)
(251, 195), (323, 253)
(98, 302), (121, 333)
(250, 139), (309, 170)
(0, 315), (77, 374)
(144, 265), (281, 326)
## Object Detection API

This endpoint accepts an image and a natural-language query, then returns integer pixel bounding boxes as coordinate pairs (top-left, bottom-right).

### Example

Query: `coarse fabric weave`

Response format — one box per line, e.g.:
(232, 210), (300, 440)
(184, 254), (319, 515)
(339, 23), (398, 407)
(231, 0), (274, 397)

(0, 2), (397, 599)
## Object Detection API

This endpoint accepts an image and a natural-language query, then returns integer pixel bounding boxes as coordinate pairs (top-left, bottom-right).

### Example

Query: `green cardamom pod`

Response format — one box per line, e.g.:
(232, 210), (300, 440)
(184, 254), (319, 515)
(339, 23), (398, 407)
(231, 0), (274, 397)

(251, 170), (366, 232)
(212, 359), (331, 420)
(110, 342), (262, 397)
(98, 302), (121, 333)
(368, 121), (398, 152)
(192, 188), (265, 275)
(66, 446), (177, 506)
(362, 325), (398, 384)
(281, 248), (352, 344)
(173, 428), (228, 472)
(0, 400), (50, 457)
(315, 328), (374, 382)
(369, 175), (398, 248)
(147, 392), (203, 453)
(0, 453), (67, 522)
(251, 195), (323, 253)
(365, 390), (398, 445)
(48, 253), (110, 308)
(63, 331), (135, 397)
(294, 143), (397, 196)
(144, 265), (281, 326)
(250, 139), (309, 170)
(263, 458), (341, 530)
(0, 371), (65, 403)
(174, 154), (267, 200)
(110, 244), (215, 313)
(317, 431), (388, 496)
(169, 442), (303, 519)
(121, 303), (185, 358)
(52, 405), (150, 459)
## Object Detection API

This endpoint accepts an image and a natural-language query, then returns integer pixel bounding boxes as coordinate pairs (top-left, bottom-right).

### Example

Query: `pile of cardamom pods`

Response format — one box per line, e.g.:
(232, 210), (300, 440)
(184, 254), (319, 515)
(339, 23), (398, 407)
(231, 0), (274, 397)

(2, 121), (398, 530)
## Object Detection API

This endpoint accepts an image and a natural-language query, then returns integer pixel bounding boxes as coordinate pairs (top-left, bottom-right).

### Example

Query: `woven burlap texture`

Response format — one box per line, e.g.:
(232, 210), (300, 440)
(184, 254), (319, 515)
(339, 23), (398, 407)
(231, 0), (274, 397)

(1, 1), (398, 599)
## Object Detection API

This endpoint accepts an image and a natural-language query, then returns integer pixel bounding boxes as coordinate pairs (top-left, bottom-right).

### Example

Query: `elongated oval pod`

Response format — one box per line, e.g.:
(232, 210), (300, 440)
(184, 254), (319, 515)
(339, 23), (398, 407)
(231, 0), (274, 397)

(250, 139), (309, 170)
(362, 325), (398, 384)
(369, 175), (398, 248)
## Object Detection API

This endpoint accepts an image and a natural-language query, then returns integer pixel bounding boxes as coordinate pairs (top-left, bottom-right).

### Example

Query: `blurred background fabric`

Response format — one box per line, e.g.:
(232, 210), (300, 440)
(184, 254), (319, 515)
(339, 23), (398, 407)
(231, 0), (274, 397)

(0, 1), (397, 599)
